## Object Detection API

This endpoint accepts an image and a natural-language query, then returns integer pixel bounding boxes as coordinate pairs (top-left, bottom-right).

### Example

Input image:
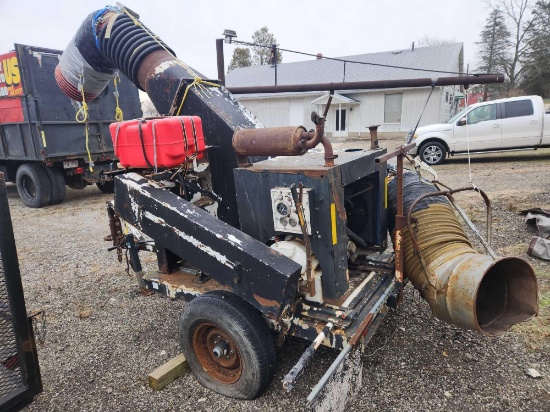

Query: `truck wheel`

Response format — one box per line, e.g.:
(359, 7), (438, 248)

(418, 142), (447, 165)
(41, 165), (66, 205)
(15, 163), (53, 208)
(179, 291), (277, 399)
(96, 180), (114, 193)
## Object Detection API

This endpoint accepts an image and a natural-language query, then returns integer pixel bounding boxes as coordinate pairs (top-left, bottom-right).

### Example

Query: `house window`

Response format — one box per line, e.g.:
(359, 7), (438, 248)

(336, 109), (347, 131)
(384, 94), (402, 123)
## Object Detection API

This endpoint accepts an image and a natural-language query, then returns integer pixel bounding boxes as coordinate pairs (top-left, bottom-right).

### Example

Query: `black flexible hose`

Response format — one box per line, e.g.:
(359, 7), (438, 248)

(98, 14), (175, 88)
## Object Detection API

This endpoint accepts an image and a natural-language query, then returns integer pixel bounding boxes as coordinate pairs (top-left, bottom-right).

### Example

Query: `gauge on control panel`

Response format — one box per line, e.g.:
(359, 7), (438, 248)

(271, 187), (313, 235)
(276, 202), (289, 216)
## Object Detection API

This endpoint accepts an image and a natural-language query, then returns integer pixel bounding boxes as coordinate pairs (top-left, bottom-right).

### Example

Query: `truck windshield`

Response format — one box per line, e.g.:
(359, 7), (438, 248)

(447, 107), (469, 124)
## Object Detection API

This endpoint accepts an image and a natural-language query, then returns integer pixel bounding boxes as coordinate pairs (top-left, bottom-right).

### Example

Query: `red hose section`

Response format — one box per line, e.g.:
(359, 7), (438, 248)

(54, 66), (98, 102)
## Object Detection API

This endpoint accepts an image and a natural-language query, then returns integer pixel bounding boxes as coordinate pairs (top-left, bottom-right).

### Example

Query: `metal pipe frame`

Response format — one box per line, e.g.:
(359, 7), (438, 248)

(227, 74), (505, 95)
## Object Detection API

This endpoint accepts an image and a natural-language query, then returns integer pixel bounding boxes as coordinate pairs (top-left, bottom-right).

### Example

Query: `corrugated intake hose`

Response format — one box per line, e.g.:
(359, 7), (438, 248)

(388, 171), (538, 336)
(55, 6), (175, 101)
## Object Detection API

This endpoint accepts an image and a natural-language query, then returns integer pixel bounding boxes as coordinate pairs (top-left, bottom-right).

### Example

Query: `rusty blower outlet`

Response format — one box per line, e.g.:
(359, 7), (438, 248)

(402, 203), (538, 336)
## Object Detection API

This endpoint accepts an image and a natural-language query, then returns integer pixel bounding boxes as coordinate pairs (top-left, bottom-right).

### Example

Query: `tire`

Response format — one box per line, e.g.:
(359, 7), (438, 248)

(418, 141), (447, 165)
(179, 291), (277, 399)
(96, 180), (114, 194)
(15, 163), (53, 208)
(41, 165), (66, 205)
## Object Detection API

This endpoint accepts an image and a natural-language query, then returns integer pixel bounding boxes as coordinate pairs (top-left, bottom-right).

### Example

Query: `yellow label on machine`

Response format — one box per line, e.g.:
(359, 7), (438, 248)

(331, 202), (337, 245)
(41, 131), (47, 147)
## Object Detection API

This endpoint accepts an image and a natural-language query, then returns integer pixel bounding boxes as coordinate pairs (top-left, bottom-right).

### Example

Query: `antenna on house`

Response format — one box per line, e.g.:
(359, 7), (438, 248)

(412, 41), (415, 51)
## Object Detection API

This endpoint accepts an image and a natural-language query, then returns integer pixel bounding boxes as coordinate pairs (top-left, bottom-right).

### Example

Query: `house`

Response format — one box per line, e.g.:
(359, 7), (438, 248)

(226, 43), (464, 138)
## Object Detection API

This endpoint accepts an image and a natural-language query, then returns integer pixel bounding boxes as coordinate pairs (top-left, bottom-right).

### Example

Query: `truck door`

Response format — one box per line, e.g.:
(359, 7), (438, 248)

(452, 103), (501, 152)
(500, 99), (541, 148)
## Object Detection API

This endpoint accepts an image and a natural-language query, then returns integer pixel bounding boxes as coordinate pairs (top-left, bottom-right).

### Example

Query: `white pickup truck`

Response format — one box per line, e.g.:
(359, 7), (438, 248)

(409, 95), (550, 165)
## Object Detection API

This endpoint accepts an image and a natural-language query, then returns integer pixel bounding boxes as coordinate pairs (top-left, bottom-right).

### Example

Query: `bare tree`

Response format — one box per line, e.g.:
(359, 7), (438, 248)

(488, 0), (537, 95)
(521, 1), (550, 97)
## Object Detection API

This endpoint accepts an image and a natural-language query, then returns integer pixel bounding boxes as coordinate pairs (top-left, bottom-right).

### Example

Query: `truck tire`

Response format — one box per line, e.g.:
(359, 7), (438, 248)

(41, 165), (66, 205)
(179, 291), (277, 399)
(418, 141), (447, 165)
(15, 163), (53, 208)
(96, 180), (114, 193)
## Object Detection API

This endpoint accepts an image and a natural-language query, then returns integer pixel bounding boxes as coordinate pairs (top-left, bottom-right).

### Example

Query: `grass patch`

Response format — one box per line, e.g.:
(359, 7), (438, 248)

(513, 266), (550, 349)
(497, 243), (528, 256)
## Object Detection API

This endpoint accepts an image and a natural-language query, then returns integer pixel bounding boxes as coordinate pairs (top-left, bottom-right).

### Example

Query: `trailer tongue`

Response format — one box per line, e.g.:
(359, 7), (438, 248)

(56, 4), (538, 409)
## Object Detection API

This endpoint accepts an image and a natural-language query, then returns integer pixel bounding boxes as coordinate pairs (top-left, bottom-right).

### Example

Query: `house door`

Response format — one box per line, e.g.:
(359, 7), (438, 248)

(289, 100), (303, 126)
(333, 106), (347, 137)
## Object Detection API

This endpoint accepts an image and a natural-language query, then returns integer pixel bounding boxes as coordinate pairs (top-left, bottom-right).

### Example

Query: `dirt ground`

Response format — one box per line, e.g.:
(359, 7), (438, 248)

(8, 138), (549, 411)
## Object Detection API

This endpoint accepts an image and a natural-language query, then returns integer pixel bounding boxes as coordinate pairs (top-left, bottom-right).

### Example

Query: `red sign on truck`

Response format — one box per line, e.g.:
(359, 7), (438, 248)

(0, 51), (23, 97)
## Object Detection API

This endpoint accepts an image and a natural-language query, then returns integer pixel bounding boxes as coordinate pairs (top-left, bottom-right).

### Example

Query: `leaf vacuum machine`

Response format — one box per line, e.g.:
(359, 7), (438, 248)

(54, 5), (539, 409)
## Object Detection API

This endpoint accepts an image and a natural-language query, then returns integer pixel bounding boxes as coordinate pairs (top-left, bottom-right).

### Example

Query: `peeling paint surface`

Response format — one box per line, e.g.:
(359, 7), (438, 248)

(143, 210), (235, 269)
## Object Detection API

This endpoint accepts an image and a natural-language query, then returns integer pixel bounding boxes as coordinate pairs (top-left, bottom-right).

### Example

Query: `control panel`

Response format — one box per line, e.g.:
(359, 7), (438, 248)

(270, 187), (312, 235)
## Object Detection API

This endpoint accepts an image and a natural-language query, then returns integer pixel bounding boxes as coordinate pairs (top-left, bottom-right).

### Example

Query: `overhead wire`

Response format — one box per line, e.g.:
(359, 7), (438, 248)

(229, 39), (500, 78)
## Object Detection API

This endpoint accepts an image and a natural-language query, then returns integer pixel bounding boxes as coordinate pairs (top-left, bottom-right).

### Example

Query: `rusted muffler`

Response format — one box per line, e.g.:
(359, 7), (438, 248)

(233, 126), (309, 157)
(233, 114), (337, 167)
(388, 172), (538, 335)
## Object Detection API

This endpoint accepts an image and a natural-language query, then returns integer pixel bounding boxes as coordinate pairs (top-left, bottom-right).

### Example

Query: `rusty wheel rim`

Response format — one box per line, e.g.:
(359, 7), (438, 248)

(192, 322), (242, 384)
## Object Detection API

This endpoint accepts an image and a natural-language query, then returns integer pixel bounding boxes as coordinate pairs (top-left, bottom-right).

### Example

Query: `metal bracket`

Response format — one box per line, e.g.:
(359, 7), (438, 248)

(29, 310), (47, 346)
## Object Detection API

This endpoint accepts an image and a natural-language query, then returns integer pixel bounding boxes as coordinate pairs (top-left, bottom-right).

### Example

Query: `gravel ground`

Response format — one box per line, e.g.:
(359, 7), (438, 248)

(7, 139), (549, 411)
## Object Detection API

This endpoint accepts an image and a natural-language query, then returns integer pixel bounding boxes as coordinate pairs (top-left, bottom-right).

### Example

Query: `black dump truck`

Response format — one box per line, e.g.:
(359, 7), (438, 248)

(0, 44), (141, 207)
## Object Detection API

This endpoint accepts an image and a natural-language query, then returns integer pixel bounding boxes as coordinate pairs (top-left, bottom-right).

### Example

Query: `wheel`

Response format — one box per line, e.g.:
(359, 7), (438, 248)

(179, 291), (277, 399)
(418, 141), (447, 165)
(41, 165), (66, 205)
(96, 180), (114, 193)
(15, 163), (52, 208)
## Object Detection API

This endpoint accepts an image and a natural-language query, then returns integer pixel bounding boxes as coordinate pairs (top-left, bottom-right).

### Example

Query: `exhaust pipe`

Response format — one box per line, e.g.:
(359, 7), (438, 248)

(388, 172), (538, 336)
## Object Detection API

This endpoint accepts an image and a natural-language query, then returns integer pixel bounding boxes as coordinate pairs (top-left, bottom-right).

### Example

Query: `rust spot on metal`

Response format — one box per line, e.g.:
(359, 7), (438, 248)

(253, 294), (280, 308)
(151, 270), (230, 295)
(21, 339), (36, 352)
(233, 126), (308, 157)
(192, 322), (242, 384)
(137, 49), (175, 92)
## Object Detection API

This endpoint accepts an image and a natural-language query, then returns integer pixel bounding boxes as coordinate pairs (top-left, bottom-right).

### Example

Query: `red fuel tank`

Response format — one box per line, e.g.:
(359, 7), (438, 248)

(109, 116), (206, 168)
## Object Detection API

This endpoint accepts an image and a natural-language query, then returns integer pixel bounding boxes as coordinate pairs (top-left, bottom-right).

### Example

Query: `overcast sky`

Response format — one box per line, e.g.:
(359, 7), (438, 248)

(0, 0), (490, 79)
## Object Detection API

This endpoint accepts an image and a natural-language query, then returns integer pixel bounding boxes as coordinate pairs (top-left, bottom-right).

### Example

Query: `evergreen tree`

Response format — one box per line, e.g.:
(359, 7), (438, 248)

(521, 1), (550, 97)
(228, 47), (252, 72)
(475, 8), (511, 100)
(251, 27), (282, 66)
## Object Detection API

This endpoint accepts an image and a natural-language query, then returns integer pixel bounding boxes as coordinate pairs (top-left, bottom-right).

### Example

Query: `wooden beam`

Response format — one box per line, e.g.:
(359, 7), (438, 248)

(148, 353), (189, 391)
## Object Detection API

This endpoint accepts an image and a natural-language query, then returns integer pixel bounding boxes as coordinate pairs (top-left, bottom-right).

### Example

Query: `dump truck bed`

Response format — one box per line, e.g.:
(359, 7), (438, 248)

(0, 44), (141, 164)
